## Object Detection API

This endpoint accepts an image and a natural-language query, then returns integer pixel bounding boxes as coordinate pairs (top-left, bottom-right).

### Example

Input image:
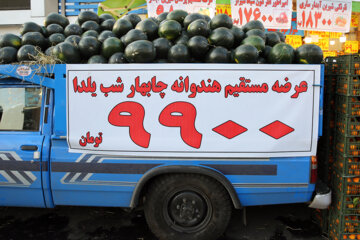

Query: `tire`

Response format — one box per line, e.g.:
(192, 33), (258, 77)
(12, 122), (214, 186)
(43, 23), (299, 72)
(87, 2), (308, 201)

(144, 173), (232, 240)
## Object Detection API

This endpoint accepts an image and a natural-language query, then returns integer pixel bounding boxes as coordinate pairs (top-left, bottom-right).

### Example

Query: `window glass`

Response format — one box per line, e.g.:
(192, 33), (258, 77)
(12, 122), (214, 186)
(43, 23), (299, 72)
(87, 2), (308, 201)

(0, 87), (42, 131)
(0, 0), (30, 10)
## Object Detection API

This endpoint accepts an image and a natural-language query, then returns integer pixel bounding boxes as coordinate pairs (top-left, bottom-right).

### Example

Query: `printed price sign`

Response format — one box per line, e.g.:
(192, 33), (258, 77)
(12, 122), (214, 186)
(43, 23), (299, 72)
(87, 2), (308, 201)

(216, 4), (232, 17)
(230, 0), (292, 29)
(285, 35), (303, 49)
(330, 32), (342, 38)
(67, 64), (321, 158)
(297, 0), (352, 33)
(323, 51), (337, 58)
(147, 0), (216, 18)
(351, 14), (359, 27)
(344, 41), (359, 54)
(314, 38), (329, 51)
(309, 31), (329, 38)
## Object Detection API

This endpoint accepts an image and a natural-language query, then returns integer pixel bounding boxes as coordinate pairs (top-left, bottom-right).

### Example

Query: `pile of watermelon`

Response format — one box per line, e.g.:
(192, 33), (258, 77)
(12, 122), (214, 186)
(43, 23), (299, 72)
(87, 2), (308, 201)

(0, 10), (323, 64)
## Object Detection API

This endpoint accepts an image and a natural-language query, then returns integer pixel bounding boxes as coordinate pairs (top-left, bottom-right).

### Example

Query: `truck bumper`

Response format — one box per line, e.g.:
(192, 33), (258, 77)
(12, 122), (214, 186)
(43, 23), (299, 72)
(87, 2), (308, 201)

(308, 181), (331, 209)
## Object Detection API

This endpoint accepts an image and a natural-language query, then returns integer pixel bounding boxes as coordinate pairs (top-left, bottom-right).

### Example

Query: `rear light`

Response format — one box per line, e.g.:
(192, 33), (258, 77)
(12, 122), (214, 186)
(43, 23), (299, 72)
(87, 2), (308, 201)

(310, 156), (317, 184)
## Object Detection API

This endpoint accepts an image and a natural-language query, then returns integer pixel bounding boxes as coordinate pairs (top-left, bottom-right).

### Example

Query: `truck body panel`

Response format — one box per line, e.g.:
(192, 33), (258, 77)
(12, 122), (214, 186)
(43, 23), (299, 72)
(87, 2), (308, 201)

(0, 64), (324, 209)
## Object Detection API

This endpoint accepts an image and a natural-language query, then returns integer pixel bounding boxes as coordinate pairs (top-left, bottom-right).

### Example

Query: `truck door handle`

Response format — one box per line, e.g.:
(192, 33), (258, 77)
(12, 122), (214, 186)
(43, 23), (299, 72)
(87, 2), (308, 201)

(21, 145), (38, 151)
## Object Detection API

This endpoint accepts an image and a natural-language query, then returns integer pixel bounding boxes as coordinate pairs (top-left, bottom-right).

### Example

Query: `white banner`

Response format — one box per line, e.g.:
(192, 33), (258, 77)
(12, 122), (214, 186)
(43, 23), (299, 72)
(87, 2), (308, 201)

(66, 64), (321, 158)
(230, 0), (292, 29)
(147, 0), (216, 18)
(297, 0), (352, 32)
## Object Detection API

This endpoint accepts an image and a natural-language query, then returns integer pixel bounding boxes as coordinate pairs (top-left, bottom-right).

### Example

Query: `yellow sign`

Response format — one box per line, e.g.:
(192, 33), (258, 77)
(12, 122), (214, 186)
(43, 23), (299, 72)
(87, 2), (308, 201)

(351, 14), (359, 27)
(216, 4), (231, 17)
(329, 32), (342, 38)
(314, 38), (329, 51)
(344, 41), (359, 54)
(285, 35), (302, 49)
(308, 31), (342, 39)
(323, 51), (337, 58)
(309, 31), (329, 38)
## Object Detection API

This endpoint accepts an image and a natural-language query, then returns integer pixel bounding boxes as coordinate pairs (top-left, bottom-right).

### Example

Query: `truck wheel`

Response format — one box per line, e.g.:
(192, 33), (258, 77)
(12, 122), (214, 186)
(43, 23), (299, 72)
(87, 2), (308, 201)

(144, 174), (232, 240)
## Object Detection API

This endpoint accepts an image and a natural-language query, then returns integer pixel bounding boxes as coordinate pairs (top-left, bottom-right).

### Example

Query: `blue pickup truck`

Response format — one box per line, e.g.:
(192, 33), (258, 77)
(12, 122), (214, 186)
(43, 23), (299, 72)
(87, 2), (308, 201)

(0, 63), (330, 240)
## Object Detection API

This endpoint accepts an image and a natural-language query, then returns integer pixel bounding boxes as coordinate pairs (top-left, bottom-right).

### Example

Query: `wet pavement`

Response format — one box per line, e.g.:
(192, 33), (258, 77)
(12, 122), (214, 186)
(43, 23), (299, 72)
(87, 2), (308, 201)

(0, 203), (327, 240)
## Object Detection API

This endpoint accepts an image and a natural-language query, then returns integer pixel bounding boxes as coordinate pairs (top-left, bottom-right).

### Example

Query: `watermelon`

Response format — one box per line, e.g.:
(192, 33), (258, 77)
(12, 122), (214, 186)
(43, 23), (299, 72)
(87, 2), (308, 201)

(44, 12), (69, 28)
(209, 14), (233, 30)
(98, 30), (116, 43)
(261, 45), (272, 59)
(0, 34), (22, 49)
(20, 22), (43, 35)
(265, 32), (281, 47)
(65, 35), (81, 48)
(148, 17), (160, 25)
(233, 44), (258, 63)
(168, 44), (190, 63)
(17, 45), (39, 62)
(99, 13), (115, 23)
(187, 19), (210, 37)
(203, 15), (211, 22)
(158, 20), (182, 41)
(157, 12), (168, 22)
(41, 26), (49, 37)
(136, 19), (159, 40)
(21, 32), (47, 49)
(125, 40), (156, 63)
(0, 47), (17, 64)
(183, 13), (205, 29)
(52, 42), (81, 63)
(153, 37), (172, 59)
(81, 21), (101, 33)
(242, 36), (265, 52)
(268, 43), (295, 64)
(64, 24), (83, 37)
(209, 27), (234, 49)
(47, 24), (63, 35)
(187, 36), (209, 59)
(295, 44), (323, 64)
(258, 57), (267, 64)
(205, 47), (230, 63)
(45, 46), (55, 56)
(123, 29), (147, 46)
(243, 20), (265, 32)
(154, 59), (168, 63)
(48, 33), (65, 46)
(175, 31), (189, 45)
(276, 31), (285, 42)
(88, 55), (107, 63)
(232, 26), (245, 47)
(122, 14), (142, 27)
(79, 36), (101, 58)
(112, 19), (133, 37)
(246, 29), (266, 40)
(101, 19), (115, 31)
(166, 10), (188, 25)
(109, 52), (127, 63)
(101, 37), (124, 58)
(78, 11), (99, 25)
(82, 30), (99, 38)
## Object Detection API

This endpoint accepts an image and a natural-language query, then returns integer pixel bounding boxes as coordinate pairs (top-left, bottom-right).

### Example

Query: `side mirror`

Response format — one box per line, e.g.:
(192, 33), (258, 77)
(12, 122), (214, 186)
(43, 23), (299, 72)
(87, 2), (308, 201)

(0, 106), (3, 122)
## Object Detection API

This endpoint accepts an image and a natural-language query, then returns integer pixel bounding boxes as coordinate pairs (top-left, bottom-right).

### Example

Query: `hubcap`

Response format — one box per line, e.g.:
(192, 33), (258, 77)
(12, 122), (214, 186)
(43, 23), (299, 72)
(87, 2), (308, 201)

(168, 191), (207, 228)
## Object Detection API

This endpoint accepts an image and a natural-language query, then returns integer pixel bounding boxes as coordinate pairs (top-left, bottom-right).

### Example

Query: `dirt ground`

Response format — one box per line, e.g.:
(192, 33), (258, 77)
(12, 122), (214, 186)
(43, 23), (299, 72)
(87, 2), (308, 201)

(0, 203), (327, 240)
